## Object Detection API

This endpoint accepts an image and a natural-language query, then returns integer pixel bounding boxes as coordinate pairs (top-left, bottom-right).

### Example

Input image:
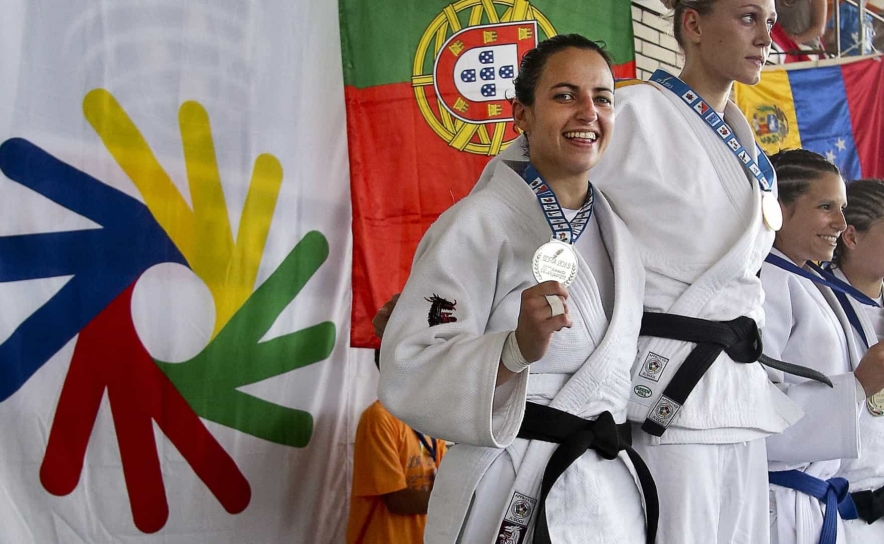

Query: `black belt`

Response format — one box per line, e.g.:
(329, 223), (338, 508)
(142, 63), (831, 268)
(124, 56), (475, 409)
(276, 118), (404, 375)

(852, 486), (884, 524)
(517, 402), (658, 544)
(639, 313), (833, 437)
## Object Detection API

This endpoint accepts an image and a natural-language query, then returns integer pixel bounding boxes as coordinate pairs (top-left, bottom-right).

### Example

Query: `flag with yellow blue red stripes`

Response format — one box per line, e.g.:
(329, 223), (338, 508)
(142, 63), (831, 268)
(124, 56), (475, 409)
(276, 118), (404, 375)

(735, 56), (884, 179)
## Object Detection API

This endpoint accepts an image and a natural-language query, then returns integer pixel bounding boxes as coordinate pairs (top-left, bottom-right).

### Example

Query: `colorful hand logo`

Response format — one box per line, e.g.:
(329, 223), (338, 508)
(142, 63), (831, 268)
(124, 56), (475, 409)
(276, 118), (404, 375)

(0, 138), (247, 533)
(0, 90), (336, 532)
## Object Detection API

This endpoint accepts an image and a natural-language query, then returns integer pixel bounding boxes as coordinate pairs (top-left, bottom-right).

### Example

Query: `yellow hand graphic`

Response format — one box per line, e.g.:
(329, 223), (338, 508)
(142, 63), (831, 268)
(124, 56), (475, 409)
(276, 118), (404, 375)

(83, 89), (282, 335)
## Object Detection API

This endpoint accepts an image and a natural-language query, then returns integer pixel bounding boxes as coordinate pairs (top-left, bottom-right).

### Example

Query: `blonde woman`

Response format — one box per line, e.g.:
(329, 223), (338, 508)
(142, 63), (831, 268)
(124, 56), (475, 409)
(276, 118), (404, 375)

(591, 1), (826, 542)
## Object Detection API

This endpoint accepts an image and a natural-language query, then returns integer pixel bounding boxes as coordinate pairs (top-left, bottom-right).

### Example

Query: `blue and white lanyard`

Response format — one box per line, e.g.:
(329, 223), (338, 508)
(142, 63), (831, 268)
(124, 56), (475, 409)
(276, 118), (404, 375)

(521, 164), (594, 244)
(822, 264), (881, 350)
(413, 430), (438, 462)
(649, 70), (775, 194)
(765, 253), (880, 349)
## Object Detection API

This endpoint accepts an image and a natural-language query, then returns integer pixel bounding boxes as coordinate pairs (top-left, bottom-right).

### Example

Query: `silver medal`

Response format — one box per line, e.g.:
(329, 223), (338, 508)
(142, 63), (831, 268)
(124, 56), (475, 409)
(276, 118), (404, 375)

(762, 192), (783, 231)
(867, 389), (884, 417)
(532, 239), (578, 287)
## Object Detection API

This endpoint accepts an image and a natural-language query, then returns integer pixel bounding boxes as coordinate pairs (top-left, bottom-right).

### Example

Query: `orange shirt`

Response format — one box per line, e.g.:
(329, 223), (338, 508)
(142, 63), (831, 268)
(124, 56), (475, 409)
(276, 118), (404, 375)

(346, 401), (446, 544)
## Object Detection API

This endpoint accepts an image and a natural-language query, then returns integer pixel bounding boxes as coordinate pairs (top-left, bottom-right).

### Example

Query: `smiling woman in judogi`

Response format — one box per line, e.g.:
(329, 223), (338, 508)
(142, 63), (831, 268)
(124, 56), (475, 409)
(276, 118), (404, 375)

(759, 150), (884, 544)
(828, 178), (884, 542)
(587, 1), (826, 543)
(378, 35), (657, 544)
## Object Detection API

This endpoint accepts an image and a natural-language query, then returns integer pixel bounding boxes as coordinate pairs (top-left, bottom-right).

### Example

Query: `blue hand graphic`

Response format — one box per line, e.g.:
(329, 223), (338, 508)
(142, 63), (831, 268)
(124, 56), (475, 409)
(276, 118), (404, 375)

(0, 138), (185, 402)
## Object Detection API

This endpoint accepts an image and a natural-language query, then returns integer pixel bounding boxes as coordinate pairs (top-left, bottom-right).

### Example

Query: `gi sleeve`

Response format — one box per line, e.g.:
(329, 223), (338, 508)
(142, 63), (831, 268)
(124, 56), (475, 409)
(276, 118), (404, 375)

(762, 265), (860, 463)
(378, 201), (529, 448)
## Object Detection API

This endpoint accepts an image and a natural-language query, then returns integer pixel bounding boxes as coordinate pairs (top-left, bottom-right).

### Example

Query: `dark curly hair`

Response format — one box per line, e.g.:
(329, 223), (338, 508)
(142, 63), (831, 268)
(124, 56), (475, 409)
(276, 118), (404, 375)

(769, 148), (841, 206)
(832, 178), (884, 267)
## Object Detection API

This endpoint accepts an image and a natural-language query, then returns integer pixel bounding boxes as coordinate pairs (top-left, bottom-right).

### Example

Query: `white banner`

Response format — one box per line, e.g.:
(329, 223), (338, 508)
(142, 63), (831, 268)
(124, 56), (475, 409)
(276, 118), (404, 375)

(0, 0), (374, 542)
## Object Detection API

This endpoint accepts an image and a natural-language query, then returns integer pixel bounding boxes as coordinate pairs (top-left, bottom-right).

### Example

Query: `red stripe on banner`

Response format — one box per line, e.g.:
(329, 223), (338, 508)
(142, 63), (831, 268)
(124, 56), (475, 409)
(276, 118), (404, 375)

(612, 60), (637, 80)
(842, 59), (884, 178)
(347, 82), (496, 348)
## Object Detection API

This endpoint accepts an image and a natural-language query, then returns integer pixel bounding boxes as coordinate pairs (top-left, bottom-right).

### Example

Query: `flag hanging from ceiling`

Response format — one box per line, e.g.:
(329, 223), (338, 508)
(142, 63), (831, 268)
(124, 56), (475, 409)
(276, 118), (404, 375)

(734, 56), (884, 180)
(340, 0), (636, 348)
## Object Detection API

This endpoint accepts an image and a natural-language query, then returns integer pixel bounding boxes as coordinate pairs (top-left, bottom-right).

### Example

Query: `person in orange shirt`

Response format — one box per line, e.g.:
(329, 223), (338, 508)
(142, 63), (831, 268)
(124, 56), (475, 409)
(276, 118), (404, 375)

(346, 295), (447, 544)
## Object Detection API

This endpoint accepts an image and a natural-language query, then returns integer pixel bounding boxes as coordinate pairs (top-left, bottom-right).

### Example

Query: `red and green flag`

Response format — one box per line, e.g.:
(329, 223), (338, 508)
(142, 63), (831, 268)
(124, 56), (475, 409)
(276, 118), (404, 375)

(341, 0), (636, 348)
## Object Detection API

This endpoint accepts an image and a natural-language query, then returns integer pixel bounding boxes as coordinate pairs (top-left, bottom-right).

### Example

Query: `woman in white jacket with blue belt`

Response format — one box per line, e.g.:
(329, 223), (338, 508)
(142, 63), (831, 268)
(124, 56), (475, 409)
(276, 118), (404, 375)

(829, 178), (884, 542)
(760, 150), (884, 544)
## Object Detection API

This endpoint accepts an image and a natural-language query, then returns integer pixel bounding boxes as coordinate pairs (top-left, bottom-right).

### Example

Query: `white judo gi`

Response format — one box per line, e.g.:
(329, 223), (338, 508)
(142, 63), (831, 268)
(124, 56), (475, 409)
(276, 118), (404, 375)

(761, 249), (864, 544)
(590, 78), (805, 544)
(378, 138), (650, 544)
(831, 268), (884, 541)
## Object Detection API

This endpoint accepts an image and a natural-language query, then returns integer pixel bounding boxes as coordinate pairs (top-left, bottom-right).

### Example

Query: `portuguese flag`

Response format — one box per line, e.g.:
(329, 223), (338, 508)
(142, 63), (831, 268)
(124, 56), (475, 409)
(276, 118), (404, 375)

(341, 0), (635, 348)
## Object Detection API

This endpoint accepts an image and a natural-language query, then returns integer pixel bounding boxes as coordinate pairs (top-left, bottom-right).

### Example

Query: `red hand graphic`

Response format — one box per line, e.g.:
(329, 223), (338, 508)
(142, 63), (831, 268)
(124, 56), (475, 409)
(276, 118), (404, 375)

(39, 284), (251, 533)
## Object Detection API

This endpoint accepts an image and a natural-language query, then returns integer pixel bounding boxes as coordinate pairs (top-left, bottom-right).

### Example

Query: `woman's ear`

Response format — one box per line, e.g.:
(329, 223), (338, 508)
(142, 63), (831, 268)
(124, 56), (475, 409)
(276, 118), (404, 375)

(682, 8), (704, 46)
(841, 224), (860, 251)
(513, 101), (530, 136)
(778, 199), (792, 222)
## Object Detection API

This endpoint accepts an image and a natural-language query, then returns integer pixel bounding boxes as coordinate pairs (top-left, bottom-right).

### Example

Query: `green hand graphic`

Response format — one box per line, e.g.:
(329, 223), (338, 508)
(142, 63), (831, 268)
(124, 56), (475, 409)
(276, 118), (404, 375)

(157, 231), (335, 447)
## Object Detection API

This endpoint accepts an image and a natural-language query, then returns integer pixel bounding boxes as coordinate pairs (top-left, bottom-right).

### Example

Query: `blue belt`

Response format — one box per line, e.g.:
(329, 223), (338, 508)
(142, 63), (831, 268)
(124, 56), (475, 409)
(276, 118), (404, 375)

(769, 470), (858, 544)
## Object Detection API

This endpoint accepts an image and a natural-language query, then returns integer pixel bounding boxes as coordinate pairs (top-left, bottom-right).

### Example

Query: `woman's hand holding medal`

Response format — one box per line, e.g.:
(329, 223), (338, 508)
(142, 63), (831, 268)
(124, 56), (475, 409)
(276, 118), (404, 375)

(514, 280), (573, 363)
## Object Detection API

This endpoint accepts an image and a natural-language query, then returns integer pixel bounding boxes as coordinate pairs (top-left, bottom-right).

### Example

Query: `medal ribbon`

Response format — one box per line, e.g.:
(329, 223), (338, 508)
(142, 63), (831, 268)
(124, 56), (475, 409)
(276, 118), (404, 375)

(832, 290), (870, 350)
(413, 430), (438, 463)
(765, 254), (880, 349)
(821, 264), (882, 350)
(521, 164), (594, 244)
(649, 70), (775, 194)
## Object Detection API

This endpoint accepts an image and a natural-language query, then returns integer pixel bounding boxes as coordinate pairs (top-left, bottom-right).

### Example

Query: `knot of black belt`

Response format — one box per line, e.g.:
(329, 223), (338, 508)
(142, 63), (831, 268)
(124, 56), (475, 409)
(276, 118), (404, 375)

(638, 313), (832, 437)
(517, 402), (658, 544)
(852, 485), (884, 524)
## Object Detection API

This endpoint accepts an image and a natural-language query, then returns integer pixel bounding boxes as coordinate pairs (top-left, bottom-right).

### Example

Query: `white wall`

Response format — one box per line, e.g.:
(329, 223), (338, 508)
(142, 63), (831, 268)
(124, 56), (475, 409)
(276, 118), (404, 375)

(631, 2), (685, 80)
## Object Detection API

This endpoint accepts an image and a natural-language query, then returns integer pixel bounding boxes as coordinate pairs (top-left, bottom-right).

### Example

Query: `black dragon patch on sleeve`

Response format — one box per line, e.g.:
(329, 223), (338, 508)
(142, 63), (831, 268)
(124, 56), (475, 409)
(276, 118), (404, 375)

(425, 294), (457, 326)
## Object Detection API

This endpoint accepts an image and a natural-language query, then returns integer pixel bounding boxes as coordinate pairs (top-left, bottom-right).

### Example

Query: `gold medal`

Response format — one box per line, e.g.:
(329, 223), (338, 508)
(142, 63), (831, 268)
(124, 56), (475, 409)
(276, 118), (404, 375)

(867, 389), (884, 417)
(762, 192), (783, 231)
(532, 239), (578, 287)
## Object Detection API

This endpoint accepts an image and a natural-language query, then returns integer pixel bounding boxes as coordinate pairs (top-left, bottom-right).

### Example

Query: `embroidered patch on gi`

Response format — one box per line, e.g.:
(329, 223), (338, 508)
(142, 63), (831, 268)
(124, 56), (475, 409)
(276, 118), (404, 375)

(634, 385), (653, 398)
(648, 395), (681, 427)
(425, 294), (457, 326)
(496, 492), (536, 544)
(639, 352), (669, 382)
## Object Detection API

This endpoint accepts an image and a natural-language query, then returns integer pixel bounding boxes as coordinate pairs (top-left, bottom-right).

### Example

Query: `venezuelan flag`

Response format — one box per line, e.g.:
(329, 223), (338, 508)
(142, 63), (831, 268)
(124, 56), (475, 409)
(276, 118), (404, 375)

(735, 56), (884, 179)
